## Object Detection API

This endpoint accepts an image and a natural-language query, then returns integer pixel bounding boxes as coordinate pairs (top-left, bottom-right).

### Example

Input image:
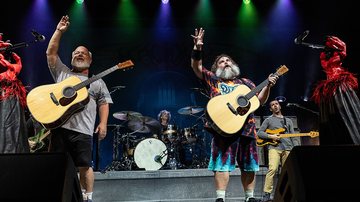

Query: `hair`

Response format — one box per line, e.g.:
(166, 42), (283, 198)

(269, 99), (280, 107)
(211, 54), (239, 72)
(157, 110), (171, 122)
(72, 46), (92, 59)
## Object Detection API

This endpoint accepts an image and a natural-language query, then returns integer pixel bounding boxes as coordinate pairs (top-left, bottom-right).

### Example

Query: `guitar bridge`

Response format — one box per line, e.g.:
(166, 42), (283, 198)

(227, 103), (238, 115)
(50, 92), (59, 106)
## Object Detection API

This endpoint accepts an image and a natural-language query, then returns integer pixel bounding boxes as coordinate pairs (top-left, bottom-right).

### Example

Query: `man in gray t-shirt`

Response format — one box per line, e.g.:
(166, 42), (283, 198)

(46, 15), (113, 202)
(257, 100), (301, 202)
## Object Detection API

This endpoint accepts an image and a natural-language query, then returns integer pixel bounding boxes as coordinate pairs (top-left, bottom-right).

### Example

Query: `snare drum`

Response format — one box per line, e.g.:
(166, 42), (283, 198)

(162, 124), (178, 143)
(181, 127), (197, 144)
(134, 138), (168, 171)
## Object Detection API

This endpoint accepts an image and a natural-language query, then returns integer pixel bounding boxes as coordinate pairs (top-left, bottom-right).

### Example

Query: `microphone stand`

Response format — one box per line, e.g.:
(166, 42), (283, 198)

(0, 37), (44, 52)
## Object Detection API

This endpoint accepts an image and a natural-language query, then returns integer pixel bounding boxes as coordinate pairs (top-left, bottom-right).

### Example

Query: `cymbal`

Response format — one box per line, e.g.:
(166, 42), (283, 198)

(127, 116), (161, 133)
(178, 106), (204, 115)
(113, 111), (142, 121)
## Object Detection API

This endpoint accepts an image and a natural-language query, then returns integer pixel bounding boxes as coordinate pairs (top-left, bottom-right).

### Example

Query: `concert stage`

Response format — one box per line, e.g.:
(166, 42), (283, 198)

(93, 167), (271, 202)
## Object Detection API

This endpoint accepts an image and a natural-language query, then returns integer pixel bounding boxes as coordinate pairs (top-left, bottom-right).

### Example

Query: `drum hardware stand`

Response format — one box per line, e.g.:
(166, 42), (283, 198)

(189, 112), (210, 169)
(102, 125), (137, 172)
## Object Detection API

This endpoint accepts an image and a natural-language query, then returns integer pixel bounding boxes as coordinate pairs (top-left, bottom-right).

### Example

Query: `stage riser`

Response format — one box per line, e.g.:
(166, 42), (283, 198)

(94, 168), (273, 201)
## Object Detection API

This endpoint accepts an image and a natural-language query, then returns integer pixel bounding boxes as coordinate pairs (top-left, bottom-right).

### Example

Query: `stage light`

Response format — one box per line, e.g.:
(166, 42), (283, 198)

(275, 96), (286, 102)
(162, 0), (169, 4)
(243, 0), (251, 5)
(76, 0), (84, 5)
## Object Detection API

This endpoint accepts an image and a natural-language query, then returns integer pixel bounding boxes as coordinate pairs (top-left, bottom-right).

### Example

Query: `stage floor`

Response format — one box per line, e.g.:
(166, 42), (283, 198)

(93, 167), (272, 202)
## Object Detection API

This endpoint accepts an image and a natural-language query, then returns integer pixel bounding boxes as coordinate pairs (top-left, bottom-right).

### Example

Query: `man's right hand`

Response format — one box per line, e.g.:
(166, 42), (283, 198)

(191, 28), (204, 50)
(57, 15), (70, 33)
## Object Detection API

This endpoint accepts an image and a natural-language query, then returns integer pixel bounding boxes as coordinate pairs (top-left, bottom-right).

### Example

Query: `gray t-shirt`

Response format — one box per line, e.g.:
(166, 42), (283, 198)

(49, 57), (113, 136)
(257, 115), (301, 150)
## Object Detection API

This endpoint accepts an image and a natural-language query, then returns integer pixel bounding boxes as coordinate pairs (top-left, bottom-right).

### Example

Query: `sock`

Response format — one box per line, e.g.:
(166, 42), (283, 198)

(216, 190), (226, 200)
(86, 192), (93, 200)
(82, 189), (87, 200)
(245, 190), (254, 201)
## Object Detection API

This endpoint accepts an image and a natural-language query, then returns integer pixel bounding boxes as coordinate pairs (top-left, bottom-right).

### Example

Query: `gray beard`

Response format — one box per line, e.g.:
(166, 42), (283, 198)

(71, 60), (90, 71)
(215, 65), (240, 80)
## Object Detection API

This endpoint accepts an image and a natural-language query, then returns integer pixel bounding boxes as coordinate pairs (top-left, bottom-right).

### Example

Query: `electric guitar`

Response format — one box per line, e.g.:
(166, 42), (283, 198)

(26, 60), (134, 129)
(28, 128), (51, 153)
(256, 128), (319, 147)
(206, 65), (289, 136)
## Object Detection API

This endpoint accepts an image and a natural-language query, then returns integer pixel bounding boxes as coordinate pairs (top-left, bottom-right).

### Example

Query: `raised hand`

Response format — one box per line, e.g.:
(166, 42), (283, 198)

(191, 28), (204, 50)
(57, 15), (70, 33)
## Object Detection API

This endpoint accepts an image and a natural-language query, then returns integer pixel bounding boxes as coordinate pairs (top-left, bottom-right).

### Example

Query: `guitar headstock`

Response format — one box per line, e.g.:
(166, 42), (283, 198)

(309, 131), (319, 138)
(117, 60), (134, 71)
(275, 65), (289, 76)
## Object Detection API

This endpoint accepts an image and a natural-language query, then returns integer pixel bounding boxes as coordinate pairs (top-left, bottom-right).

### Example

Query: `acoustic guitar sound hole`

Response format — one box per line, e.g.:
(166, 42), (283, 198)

(237, 96), (249, 107)
(63, 86), (76, 98)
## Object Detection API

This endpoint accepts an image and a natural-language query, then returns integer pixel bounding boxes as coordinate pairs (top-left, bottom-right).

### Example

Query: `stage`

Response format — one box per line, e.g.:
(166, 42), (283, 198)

(93, 167), (272, 202)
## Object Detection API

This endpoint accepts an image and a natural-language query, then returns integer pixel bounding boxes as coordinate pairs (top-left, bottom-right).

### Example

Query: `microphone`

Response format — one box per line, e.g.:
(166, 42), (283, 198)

(286, 103), (299, 107)
(294, 30), (309, 44)
(112, 86), (126, 89)
(154, 155), (162, 163)
(190, 87), (202, 91)
(31, 30), (45, 42)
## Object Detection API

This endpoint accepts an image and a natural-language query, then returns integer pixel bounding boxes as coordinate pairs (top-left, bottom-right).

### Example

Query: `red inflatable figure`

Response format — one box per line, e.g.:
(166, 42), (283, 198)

(312, 36), (360, 145)
(0, 33), (29, 153)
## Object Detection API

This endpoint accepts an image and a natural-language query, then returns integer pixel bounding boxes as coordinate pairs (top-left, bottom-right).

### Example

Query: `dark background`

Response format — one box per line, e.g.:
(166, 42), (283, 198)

(2, 0), (359, 170)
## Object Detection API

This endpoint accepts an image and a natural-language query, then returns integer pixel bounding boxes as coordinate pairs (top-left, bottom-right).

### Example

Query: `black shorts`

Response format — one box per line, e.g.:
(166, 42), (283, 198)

(49, 127), (93, 167)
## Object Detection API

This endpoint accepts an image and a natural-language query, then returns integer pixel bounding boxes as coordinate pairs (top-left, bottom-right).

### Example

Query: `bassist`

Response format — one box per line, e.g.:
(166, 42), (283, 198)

(257, 99), (301, 201)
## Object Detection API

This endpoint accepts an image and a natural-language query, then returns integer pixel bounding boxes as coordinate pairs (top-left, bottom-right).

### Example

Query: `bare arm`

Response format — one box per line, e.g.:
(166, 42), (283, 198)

(94, 103), (109, 140)
(257, 74), (279, 105)
(46, 15), (70, 68)
(190, 28), (205, 79)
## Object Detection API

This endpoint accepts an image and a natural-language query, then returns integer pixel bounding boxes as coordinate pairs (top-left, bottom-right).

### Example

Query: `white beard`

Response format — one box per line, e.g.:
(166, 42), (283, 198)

(71, 59), (90, 71)
(215, 65), (240, 79)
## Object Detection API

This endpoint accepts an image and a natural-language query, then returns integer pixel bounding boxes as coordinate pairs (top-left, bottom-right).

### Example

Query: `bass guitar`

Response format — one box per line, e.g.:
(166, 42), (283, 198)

(206, 65), (289, 136)
(256, 128), (319, 147)
(26, 60), (134, 129)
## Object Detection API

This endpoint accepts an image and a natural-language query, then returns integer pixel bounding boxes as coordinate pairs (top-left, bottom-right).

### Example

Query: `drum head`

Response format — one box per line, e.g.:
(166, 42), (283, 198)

(134, 138), (168, 171)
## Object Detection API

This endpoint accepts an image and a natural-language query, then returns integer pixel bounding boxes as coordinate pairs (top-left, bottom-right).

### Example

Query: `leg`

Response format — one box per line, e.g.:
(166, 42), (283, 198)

(79, 166), (94, 200)
(241, 171), (256, 200)
(215, 171), (230, 190)
(263, 149), (281, 194)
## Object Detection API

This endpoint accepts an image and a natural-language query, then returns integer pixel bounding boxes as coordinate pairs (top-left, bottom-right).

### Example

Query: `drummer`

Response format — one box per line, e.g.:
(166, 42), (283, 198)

(155, 109), (172, 142)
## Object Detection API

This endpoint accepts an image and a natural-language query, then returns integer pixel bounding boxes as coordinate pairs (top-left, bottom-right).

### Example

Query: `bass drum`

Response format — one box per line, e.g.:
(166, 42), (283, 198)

(134, 138), (168, 171)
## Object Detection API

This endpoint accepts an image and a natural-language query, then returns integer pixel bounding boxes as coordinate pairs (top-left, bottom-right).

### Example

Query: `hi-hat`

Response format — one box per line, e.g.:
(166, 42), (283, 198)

(127, 116), (161, 133)
(113, 111), (142, 121)
(178, 106), (204, 115)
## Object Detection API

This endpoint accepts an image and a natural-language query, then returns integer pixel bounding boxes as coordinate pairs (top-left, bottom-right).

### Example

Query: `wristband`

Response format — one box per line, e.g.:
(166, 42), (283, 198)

(191, 49), (202, 61)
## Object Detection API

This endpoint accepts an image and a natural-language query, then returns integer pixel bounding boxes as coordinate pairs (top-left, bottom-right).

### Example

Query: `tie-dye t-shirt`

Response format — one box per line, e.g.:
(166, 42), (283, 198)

(202, 68), (257, 139)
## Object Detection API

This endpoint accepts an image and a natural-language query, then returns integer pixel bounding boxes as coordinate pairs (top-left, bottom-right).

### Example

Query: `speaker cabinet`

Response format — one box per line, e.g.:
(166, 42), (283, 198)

(0, 152), (82, 202)
(274, 145), (360, 202)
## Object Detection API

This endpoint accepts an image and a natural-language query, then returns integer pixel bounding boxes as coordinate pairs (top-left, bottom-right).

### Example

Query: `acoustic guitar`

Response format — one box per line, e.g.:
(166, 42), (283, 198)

(26, 60), (134, 129)
(256, 128), (319, 147)
(206, 65), (289, 136)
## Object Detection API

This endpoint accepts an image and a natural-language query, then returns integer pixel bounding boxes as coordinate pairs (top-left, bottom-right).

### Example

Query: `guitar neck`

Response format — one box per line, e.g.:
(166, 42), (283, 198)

(246, 79), (269, 99)
(279, 133), (310, 138)
(74, 65), (118, 91)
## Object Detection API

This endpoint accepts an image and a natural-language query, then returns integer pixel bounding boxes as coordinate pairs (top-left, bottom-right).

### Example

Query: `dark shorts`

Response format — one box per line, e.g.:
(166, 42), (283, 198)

(49, 127), (93, 167)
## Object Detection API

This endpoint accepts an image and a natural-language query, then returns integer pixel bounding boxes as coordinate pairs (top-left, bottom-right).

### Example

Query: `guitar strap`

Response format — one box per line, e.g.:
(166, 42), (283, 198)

(283, 117), (288, 133)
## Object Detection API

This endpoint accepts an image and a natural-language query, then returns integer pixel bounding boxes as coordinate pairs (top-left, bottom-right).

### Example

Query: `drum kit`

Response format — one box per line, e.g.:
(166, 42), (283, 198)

(103, 106), (209, 172)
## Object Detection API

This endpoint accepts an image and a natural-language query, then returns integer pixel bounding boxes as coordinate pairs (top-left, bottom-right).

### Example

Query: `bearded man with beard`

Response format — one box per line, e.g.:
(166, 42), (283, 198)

(191, 28), (278, 202)
(46, 15), (113, 202)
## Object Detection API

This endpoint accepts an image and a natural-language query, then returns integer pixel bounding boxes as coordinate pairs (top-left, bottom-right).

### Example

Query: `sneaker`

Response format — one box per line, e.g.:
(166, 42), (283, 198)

(262, 192), (271, 202)
(246, 197), (261, 202)
(215, 198), (224, 202)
